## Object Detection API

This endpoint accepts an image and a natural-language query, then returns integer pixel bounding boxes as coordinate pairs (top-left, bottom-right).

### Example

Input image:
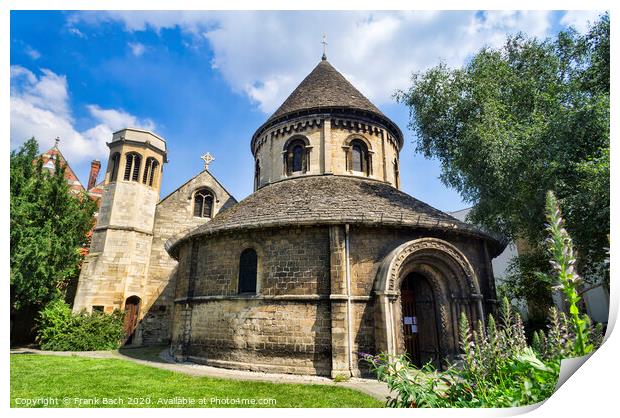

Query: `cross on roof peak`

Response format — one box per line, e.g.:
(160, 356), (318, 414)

(201, 152), (215, 170)
(321, 34), (328, 61)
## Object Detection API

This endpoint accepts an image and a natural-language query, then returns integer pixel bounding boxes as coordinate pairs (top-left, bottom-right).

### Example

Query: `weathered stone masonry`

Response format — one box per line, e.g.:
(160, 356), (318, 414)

(73, 57), (504, 378)
(169, 222), (498, 376)
(167, 58), (504, 377)
(73, 128), (236, 345)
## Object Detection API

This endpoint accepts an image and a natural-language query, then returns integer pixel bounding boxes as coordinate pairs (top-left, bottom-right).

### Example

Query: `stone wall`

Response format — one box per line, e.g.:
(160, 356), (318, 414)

(73, 133), (238, 348)
(188, 227), (331, 297)
(253, 115), (401, 190)
(348, 226), (494, 300)
(171, 226), (333, 374)
(73, 228), (154, 314)
(95, 181), (160, 235)
(186, 299), (332, 375)
(170, 224), (497, 377)
(138, 170), (237, 345)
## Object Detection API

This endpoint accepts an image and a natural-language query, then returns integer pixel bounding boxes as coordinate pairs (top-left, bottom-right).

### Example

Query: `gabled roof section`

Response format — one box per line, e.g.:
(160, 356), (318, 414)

(267, 59), (384, 122)
(157, 169), (237, 206)
(39, 144), (85, 194)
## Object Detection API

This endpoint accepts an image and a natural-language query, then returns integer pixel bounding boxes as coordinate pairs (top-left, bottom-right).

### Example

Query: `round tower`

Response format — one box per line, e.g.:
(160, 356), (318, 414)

(166, 56), (504, 377)
(251, 57), (404, 191)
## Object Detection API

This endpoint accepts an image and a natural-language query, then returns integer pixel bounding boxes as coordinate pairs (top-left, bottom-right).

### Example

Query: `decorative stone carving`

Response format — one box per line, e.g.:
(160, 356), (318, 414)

(384, 238), (479, 294)
(374, 237), (481, 361)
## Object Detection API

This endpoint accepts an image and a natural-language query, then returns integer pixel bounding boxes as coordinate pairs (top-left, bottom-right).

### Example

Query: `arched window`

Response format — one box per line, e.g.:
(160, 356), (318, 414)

(149, 160), (159, 186)
(238, 248), (257, 294)
(109, 153), (120, 182)
(193, 188), (214, 218)
(123, 152), (142, 182)
(285, 138), (308, 175)
(352, 144), (363, 171)
(393, 158), (400, 188)
(142, 157), (159, 187)
(347, 139), (370, 175)
(254, 159), (261, 189)
(292, 144), (304, 172)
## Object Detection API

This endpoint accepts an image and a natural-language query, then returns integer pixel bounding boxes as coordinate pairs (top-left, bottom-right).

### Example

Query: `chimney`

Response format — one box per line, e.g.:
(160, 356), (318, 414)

(88, 160), (101, 190)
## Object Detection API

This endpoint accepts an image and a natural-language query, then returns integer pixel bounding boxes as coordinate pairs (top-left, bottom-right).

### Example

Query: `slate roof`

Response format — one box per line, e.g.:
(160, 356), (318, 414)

(268, 59), (384, 121)
(167, 175), (505, 257)
(252, 59), (404, 149)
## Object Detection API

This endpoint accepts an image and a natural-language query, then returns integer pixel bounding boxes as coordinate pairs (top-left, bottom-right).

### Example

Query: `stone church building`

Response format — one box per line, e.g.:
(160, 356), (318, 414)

(73, 56), (505, 377)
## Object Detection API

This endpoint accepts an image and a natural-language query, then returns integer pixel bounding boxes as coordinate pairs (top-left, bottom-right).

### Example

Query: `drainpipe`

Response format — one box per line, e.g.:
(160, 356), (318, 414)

(344, 224), (354, 375)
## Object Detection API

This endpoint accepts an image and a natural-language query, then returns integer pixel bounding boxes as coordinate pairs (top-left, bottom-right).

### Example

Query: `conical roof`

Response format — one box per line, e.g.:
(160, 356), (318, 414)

(252, 58), (403, 149)
(267, 59), (384, 122)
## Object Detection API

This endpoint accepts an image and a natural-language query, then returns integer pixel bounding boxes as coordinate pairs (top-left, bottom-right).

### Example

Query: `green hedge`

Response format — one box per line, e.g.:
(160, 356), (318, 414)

(36, 299), (125, 351)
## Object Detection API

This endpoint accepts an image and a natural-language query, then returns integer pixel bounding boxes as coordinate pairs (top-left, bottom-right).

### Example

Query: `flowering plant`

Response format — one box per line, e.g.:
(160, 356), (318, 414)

(362, 191), (604, 408)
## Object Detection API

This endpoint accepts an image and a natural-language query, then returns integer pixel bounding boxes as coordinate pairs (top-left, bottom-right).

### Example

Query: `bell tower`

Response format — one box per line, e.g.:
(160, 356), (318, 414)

(73, 128), (167, 334)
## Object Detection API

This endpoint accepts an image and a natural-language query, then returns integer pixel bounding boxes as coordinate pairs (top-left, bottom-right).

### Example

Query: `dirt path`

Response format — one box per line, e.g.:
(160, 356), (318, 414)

(10, 346), (390, 402)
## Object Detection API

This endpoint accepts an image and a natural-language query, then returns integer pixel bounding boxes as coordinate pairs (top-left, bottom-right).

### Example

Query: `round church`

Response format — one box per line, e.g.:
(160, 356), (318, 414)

(166, 56), (504, 377)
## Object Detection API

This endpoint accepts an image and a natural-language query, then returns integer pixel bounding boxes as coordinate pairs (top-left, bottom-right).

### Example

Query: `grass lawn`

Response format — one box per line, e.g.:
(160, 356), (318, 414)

(10, 354), (383, 408)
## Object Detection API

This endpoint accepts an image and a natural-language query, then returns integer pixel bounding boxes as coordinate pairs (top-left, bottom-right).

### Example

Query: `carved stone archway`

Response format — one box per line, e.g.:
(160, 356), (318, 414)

(374, 238), (484, 362)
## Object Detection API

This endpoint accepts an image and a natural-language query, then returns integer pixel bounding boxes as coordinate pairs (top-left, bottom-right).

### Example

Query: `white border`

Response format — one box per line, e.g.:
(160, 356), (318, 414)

(2, 2), (616, 418)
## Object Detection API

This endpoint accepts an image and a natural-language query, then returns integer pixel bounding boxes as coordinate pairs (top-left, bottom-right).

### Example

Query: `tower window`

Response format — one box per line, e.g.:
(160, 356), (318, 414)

(123, 152), (142, 182)
(142, 157), (159, 187)
(254, 159), (261, 189)
(347, 139), (370, 175)
(238, 248), (257, 294)
(292, 144), (304, 172)
(109, 153), (120, 182)
(193, 188), (214, 218)
(352, 144), (363, 171)
(394, 158), (400, 188)
(284, 138), (309, 175)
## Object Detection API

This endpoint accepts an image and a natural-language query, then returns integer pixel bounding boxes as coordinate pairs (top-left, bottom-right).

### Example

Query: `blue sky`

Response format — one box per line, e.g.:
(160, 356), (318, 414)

(10, 10), (603, 211)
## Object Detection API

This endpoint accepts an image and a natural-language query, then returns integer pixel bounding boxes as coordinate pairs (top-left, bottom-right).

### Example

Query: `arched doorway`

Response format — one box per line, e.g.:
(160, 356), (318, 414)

(400, 273), (441, 368)
(123, 296), (141, 345)
(374, 238), (483, 364)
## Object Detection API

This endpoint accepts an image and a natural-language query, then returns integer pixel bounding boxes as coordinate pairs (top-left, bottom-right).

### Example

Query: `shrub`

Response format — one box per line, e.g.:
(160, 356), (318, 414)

(360, 353), (464, 408)
(36, 300), (125, 351)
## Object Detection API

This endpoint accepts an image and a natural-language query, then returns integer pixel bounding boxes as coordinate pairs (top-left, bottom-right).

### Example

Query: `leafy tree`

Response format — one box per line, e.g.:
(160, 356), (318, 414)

(499, 249), (552, 325)
(10, 138), (97, 315)
(397, 14), (609, 288)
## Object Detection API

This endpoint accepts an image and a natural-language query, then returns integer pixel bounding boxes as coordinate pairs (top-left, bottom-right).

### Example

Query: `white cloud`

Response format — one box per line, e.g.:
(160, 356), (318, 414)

(560, 10), (604, 34)
(11, 66), (70, 118)
(68, 11), (561, 114)
(10, 65), (156, 164)
(25, 45), (41, 60)
(87, 105), (155, 131)
(128, 42), (146, 57)
(67, 10), (213, 34)
(68, 27), (87, 38)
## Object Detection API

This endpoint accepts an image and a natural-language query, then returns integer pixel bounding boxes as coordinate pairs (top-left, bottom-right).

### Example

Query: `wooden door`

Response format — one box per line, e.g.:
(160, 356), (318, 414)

(123, 296), (141, 345)
(400, 273), (441, 368)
